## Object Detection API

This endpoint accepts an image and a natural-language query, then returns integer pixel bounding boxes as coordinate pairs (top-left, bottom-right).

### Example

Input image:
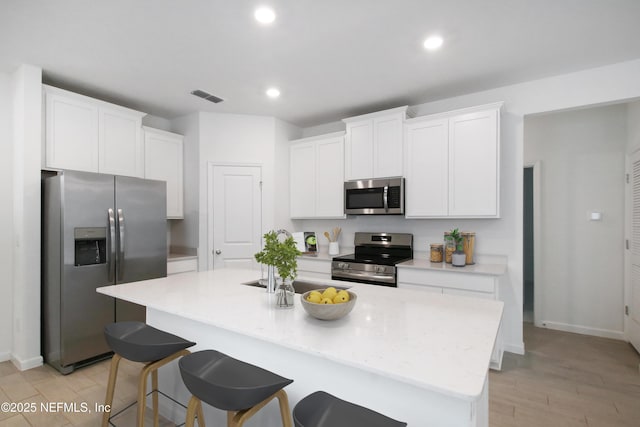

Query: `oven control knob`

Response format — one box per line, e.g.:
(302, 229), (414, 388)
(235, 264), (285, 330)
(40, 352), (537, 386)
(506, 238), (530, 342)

(338, 262), (349, 269)
(375, 266), (385, 273)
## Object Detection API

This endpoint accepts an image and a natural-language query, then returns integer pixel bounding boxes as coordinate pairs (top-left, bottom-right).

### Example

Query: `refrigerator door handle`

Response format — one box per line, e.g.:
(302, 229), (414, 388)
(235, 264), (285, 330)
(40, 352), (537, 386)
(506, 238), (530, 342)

(107, 208), (116, 282)
(117, 208), (125, 281)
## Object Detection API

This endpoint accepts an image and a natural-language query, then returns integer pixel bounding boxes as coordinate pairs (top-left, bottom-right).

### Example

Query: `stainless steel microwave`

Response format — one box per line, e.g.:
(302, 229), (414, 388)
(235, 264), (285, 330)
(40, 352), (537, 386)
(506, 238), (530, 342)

(344, 177), (405, 215)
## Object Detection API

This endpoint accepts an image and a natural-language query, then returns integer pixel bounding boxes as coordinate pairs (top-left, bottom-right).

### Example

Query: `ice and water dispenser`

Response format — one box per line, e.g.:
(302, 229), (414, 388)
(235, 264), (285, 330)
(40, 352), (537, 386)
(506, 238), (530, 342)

(74, 227), (107, 266)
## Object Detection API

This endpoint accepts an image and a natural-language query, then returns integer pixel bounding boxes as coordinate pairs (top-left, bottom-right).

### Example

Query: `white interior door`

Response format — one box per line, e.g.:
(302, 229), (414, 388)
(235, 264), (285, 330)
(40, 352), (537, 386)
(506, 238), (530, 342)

(209, 164), (262, 270)
(628, 151), (640, 353)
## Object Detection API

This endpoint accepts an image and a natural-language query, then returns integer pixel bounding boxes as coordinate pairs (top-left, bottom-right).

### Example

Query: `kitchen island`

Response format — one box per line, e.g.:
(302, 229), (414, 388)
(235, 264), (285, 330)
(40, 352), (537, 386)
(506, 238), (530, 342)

(98, 268), (503, 427)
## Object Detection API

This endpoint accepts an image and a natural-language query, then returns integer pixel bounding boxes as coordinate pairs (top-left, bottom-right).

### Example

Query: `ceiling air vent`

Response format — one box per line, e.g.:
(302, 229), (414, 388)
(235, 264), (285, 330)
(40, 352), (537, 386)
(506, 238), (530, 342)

(191, 90), (224, 104)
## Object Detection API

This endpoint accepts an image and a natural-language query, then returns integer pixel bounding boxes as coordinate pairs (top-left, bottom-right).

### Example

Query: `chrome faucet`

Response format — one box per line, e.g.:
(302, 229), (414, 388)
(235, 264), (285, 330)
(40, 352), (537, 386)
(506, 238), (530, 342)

(275, 229), (292, 239)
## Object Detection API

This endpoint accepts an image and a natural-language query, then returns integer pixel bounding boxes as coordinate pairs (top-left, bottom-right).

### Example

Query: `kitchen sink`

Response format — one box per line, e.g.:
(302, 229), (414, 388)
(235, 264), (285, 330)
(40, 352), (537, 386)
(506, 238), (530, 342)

(242, 280), (349, 294)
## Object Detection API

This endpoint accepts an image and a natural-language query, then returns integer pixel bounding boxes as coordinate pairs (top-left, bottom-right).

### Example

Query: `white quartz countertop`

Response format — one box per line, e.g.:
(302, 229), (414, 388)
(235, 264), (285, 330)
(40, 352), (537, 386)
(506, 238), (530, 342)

(398, 258), (507, 276)
(97, 268), (503, 400)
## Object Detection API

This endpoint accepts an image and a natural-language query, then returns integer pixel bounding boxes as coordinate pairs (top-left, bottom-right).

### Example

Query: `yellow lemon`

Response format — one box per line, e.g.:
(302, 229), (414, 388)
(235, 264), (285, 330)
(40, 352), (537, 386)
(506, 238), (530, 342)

(321, 287), (337, 300)
(333, 290), (350, 304)
(320, 297), (334, 305)
(306, 292), (322, 304)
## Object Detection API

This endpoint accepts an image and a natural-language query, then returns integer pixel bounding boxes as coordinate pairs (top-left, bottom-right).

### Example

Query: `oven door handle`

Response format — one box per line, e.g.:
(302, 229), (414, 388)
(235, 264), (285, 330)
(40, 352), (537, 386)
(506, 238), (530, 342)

(332, 270), (395, 283)
(383, 185), (389, 212)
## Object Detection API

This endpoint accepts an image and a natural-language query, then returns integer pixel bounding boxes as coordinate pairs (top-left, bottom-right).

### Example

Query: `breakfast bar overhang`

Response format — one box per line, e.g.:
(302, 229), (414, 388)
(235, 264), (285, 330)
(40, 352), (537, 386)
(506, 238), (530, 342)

(98, 268), (503, 426)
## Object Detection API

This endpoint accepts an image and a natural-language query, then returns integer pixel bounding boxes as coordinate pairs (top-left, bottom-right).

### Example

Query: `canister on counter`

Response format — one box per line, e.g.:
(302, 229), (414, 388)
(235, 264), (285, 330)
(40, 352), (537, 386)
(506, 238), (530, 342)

(462, 232), (476, 265)
(444, 232), (455, 263)
(430, 243), (443, 263)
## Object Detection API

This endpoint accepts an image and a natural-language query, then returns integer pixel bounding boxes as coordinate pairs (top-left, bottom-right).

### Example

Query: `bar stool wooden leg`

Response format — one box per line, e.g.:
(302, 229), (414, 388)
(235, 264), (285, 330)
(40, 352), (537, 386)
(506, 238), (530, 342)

(185, 396), (202, 427)
(196, 399), (205, 427)
(102, 353), (122, 427)
(226, 389), (291, 427)
(152, 369), (159, 427)
(275, 389), (293, 427)
(137, 364), (150, 427)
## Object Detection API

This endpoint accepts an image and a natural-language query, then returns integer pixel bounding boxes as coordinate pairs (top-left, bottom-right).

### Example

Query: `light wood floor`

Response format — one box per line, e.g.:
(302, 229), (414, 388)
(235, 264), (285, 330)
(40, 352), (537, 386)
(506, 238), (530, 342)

(0, 324), (638, 426)
(0, 357), (173, 426)
(489, 323), (640, 427)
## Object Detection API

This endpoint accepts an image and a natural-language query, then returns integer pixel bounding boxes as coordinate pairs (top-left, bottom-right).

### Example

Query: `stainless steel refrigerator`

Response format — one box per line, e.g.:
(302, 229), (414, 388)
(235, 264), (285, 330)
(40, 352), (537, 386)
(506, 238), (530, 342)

(42, 170), (167, 374)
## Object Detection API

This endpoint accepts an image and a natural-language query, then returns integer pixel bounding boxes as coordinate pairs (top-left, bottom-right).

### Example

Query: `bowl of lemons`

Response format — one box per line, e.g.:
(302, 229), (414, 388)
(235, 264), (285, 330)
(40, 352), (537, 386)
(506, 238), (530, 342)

(300, 287), (357, 320)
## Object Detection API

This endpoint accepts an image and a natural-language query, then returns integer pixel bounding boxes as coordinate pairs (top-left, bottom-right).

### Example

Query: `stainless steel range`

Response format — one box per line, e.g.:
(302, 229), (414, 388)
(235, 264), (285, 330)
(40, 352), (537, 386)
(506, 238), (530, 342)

(331, 232), (413, 287)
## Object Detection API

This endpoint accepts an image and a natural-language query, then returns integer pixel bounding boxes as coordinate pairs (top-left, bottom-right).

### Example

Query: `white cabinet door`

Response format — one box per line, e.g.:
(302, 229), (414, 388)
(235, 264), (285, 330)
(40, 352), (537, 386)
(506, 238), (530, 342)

(405, 119), (449, 217)
(99, 107), (144, 177)
(43, 85), (146, 177)
(345, 120), (373, 180)
(374, 114), (404, 178)
(290, 133), (345, 219)
(315, 136), (345, 217)
(167, 258), (197, 275)
(144, 127), (184, 218)
(449, 109), (499, 217)
(290, 142), (317, 218)
(45, 90), (99, 172)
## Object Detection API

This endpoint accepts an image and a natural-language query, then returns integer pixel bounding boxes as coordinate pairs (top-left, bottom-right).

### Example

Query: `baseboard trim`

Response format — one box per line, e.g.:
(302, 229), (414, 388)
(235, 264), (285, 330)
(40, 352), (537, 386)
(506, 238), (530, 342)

(538, 321), (625, 341)
(504, 342), (525, 355)
(0, 351), (10, 362)
(11, 354), (43, 371)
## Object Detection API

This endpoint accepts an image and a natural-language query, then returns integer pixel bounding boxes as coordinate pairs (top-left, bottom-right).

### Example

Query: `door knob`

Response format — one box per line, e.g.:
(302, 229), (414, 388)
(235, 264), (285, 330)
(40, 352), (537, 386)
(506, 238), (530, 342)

(215, 249), (222, 255)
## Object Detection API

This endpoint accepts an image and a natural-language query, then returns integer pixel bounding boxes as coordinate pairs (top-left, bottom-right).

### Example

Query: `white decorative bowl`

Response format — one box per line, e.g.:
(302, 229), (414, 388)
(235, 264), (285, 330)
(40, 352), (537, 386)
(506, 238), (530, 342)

(300, 290), (357, 320)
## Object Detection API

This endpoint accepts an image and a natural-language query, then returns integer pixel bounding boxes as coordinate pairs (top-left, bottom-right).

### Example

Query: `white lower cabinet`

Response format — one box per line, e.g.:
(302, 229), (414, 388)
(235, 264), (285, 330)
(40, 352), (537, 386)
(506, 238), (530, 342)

(296, 258), (332, 280)
(167, 258), (197, 275)
(143, 127), (184, 219)
(397, 267), (504, 370)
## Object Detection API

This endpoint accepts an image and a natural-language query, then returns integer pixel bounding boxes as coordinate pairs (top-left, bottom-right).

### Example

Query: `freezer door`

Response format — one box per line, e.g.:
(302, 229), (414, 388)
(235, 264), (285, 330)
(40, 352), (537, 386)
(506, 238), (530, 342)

(59, 171), (115, 367)
(115, 176), (167, 321)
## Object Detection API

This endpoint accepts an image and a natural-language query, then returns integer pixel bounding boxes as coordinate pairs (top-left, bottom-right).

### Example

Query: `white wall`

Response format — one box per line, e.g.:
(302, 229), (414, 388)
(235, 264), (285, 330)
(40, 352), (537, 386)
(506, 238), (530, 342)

(525, 105), (627, 338)
(274, 119), (303, 232)
(0, 72), (13, 361)
(11, 64), (43, 369)
(142, 114), (173, 132)
(196, 113), (275, 270)
(170, 113), (201, 252)
(297, 58), (640, 354)
(627, 101), (640, 153)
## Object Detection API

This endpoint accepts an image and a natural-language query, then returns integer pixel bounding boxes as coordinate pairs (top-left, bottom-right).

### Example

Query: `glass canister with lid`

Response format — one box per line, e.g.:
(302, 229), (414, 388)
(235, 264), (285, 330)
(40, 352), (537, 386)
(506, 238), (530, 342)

(430, 243), (443, 263)
(444, 232), (455, 263)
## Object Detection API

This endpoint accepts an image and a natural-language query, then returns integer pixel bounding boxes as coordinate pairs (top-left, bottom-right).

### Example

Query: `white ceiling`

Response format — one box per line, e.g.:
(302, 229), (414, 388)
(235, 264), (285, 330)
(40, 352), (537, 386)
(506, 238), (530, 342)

(1, 0), (640, 127)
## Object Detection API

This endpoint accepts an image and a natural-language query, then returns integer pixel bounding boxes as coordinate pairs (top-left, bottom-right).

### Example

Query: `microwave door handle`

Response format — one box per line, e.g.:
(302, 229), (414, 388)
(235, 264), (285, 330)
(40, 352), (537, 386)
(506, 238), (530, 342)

(117, 208), (125, 282)
(107, 208), (116, 282)
(383, 185), (389, 212)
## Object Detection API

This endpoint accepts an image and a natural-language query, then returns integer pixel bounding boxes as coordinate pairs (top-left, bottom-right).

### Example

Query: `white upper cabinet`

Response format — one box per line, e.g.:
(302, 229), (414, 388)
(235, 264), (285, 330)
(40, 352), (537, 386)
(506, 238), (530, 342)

(343, 106), (411, 180)
(290, 132), (345, 219)
(404, 103), (502, 218)
(404, 118), (449, 217)
(43, 85), (146, 177)
(45, 88), (100, 172)
(143, 127), (184, 219)
(448, 109), (499, 216)
(290, 141), (317, 219)
(99, 107), (144, 177)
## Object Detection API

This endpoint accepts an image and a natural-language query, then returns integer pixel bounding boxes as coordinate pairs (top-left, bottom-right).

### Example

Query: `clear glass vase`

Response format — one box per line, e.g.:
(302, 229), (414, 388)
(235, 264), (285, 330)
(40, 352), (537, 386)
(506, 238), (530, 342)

(276, 277), (295, 309)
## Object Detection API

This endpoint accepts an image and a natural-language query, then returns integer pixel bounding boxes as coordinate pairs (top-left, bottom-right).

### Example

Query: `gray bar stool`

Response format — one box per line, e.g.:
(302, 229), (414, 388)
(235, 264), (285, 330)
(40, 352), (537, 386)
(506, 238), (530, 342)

(293, 391), (407, 427)
(102, 321), (196, 427)
(179, 350), (293, 427)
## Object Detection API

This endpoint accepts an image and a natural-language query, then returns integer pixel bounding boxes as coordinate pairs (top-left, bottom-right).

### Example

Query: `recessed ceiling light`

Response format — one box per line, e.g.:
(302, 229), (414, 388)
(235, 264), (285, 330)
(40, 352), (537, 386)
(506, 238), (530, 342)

(423, 35), (443, 51)
(266, 87), (280, 98)
(254, 6), (276, 24)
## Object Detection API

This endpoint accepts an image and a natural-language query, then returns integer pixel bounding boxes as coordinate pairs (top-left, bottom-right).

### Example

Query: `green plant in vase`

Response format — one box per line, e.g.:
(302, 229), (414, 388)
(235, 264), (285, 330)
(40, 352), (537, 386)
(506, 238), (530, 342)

(449, 227), (466, 267)
(254, 230), (301, 306)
